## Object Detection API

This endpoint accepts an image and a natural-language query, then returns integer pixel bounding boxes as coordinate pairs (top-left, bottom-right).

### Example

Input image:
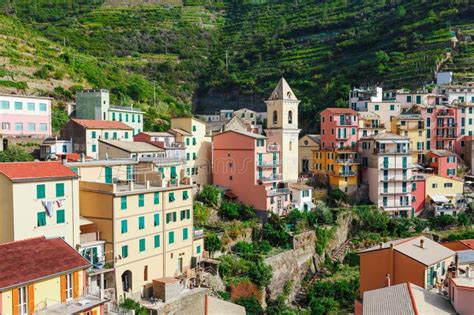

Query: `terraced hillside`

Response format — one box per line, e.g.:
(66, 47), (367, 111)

(441, 21), (474, 83)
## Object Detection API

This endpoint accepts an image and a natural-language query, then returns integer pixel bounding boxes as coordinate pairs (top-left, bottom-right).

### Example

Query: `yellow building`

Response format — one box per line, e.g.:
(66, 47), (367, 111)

(0, 162), (80, 247)
(425, 175), (464, 216)
(170, 117), (212, 188)
(74, 159), (203, 300)
(0, 237), (106, 315)
(312, 149), (359, 195)
(390, 112), (426, 164)
(298, 134), (320, 174)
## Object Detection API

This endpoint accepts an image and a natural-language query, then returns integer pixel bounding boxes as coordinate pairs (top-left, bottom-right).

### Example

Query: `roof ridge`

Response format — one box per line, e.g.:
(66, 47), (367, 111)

(0, 236), (46, 247)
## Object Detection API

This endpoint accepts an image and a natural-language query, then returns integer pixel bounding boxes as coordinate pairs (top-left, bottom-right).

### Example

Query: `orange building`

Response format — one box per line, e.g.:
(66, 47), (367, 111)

(359, 236), (455, 296)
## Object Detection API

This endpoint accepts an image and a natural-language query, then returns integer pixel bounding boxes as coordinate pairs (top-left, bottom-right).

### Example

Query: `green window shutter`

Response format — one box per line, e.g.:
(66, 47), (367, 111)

(139, 239), (146, 252)
(56, 183), (65, 197)
(92, 131), (96, 139)
(104, 132), (109, 139)
(92, 144), (97, 153)
(159, 167), (165, 178)
(154, 235), (160, 248)
(192, 138), (197, 145)
(154, 213), (160, 226)
(166, 213), (171, 224)
(186, 138), (190, 146)
(121, 196), (127, 210)
(113, 132), (117, 139)
(192, 125), (196, 131)
(187, 153), (190, 161)
(169, 231), (175, 244)
(121, 219), (128, 233)
(138, 216), (145, 230)
(171, 166), (177, 179)
(187, 209), (190, 219)
(197, 245), (201, 254)
(122, 245), (128, 258)
(193, 153), (197, 160)
(138, 194), (144, 207)
(154, 192), (159, 204)
(180, 210), (185, 220)
(183, 191), (189, 200)
(37, 184), (46, 199)
(37, 212), (46, 226)
(56, 209), (65, 224)
(169, 192), (175, 202)
(125, 132), (129, 139)
(183, 228), (188, 240)
(173, 212), (177, 222)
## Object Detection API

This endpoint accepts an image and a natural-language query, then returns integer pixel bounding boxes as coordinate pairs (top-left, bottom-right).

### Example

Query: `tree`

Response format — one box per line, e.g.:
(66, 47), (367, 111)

(234, 296), (263, 315)
(0, 145), (34, 162)
(219, 202), (240, 220)
(193, 202), (210, 227)
(198, 185), (221, 207)
(249, 260), (272, 288)
(204, 232), (222, 257)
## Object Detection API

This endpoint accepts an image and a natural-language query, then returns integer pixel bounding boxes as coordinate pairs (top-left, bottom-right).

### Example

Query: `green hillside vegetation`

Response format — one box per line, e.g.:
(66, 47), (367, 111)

(2, 0), (474, 133)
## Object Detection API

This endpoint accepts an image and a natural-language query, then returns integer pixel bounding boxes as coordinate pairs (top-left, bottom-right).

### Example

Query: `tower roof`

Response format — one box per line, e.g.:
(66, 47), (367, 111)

(268, 77), (298, 101)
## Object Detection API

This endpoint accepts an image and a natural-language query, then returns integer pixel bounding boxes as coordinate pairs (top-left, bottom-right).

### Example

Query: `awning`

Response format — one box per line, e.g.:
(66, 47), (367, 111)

(429, 194), (449, 203)
(305, 201), (316, 209)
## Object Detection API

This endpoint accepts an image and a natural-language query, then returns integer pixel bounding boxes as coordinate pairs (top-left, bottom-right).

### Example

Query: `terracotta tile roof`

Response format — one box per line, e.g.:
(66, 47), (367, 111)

(0, 237), (90, 290)
(460, 240), (474, 249)
(0, 161), (79, 181)
(57, 153), (93, 162)
(71, 118), (132, 130)
(323, 108), (358, 115)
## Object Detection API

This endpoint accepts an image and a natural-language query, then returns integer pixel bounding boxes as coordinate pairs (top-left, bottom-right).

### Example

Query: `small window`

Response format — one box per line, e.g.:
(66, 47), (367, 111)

(138, 216), (145, 230)
(154, 192), (159, 204)
(288, 110), (293, 124)
(122, 245), (128, 258)
(169, 192), (175, 202)
(56, 209), (65, 224)
(197, 245), (201, 254)
(39, 103), (47, 111)
(92, 144), (97, 153)
(169, 231), (175, 244)
(121, 220), (128, 233)
(56, 183), (65, 197)
(27, 103), (35, 111)
(182, 190), (189, 200)
(37, 212), (46, 226)
(192, 125), (197, 132)
(14, 102), (23, 110)
(154, 235), (160, 248)
(91, 131), (97, 139)
(139, 238), (146, 252)
(183, 228), (189, 240)
(154, 213), (160, 226)
(121, 196), (127, 210)
(37, 184), (46, 199)
(138, 194), (144, 207)
(273, 111), (278, 125)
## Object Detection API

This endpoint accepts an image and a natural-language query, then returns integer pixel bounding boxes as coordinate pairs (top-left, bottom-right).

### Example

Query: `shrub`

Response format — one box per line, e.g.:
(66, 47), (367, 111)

(119, 298), (148, 315)
(199, 185), (221, 207)
(194, 202), (210, 227)
(235, 296), (263, 315)
(0, 145), (33, 162)
(219, 202), (240, 220)
(262, 215), (291, 248)
(248, 260), (272, 288)
(205, 232), (222, 256)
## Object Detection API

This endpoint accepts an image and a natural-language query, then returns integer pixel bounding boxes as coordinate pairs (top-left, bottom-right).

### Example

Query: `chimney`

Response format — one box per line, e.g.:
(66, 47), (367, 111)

(385, 274), (391, 287)
(420, 238), (424, 249)
(379, 242), (384, 249)
(80, 153), (85, 163)
(466, 267), (471, 278)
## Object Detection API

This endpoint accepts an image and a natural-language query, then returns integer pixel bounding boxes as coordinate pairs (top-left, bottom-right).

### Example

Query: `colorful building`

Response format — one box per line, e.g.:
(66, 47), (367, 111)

(427, 150), (459, 178)
(98, 139), (165, 159)
(170, 117), (212, 187)
(314, 108), (359, 195)
(212, 129), (292, 215)
(421, 106), (463, 154)
(0, 161), (80, 247)
(265, 78), (301, 182)
(425, 175), (465, 216)
(0, 93), (52, 137)
(411, 174), (426, 215)
(359, 133), (413, 217)
(359, 236), (455, 296)
(298, 134), (320, 174)
(289, 183), (315, 211)
(358, 112), (384, 138)
(134, 131), (186, 160)
(60, 119), (132, 159)
(391, 111), (426, 164)
(0, 237), (106, 315)
(39, 137), (73, 160)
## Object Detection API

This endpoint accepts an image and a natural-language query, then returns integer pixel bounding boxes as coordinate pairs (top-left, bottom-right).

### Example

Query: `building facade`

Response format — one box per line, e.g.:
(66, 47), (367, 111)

(298, 134), (320, 174)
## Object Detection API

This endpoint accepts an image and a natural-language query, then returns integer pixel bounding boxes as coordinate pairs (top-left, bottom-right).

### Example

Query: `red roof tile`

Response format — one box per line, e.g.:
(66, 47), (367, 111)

(71, 118), (132, 130)
(323, 108), (358, 115)
(460, 240), (474, 249)
(0, 237), (90, 290)
(57, 153), (93, 162)
(0, 161), (78, 181)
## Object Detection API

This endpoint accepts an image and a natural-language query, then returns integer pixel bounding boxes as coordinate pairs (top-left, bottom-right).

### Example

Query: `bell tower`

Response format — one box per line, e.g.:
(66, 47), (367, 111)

(265, 78), (301, 182)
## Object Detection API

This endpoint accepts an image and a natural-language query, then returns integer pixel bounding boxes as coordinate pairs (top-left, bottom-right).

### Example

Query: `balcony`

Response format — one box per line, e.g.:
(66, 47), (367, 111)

(437, 110), (455, 117)
(194, 228), (204, 240)
(257, 161), (280, 168)
(259, 174), (283, 182)
(437, 123), (457, 128)
(267, 188), (290, 197)
(267, 144), (280, 152)
(380, 189), (411, 195)
(380, 175), (411, 182)
(330, 171), (357, 177)
(335, 158), (360, 165)
(379, 163), (412, 170)
(374, 148), (411, 155)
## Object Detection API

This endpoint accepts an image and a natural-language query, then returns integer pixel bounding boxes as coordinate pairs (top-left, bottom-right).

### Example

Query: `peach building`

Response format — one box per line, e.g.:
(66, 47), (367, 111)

(212, 129), (292, 215)
(0, 237), (106, 315)
(390, 111), (426, 164)
(359, 133), (414, 217)
(358, 111), (384, 139)
(359, 236), (455, 296)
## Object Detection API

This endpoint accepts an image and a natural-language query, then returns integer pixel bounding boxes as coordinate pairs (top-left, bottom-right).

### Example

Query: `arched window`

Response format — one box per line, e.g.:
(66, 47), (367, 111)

(288, 110), (293, 124)
(273, 111), (278, 125)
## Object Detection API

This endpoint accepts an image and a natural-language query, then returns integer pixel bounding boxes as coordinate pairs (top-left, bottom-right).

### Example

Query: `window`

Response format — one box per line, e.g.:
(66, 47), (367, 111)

(113, 132), (117, 139)
(15, 123), (23, 131)
(444, 183), (453, 188)
(374, 105), (379, 111)
(169, 231), (175, 244)
(139, 238), (146, 252)
(66, 273), (73, 300)
(104, 132), (109, 140)
(122, 245), (128, 258)
(37, 184), (46, 199)
(14, 101), (23, 110)
(154, 192), (159, 204)
(192, 138), (197, 145)
(121, 219), (128, 233)
(37, 212), (46, 226)
(1, 100), (9, 109)
(186, 153), (190, 161)
(186, 138), (190, 146)
(132, 114), (135, 122)
(432, 183), (438, 188)
(27, 102), (35, 111)
(138, 115), (141, 123)
(169, 192), (175, 202)
(91, 131), (97, 139)
(390, 104), (395, 111)
(121, 196), (127, 210)
(288, 110), (293, 124)
(193, 153), (197, 160)
(124, 132), (128, 139)
(125, 114), (129, 122)
(138, 194), (144, 207)
(2, 122), (10, 130)
(28, 123), (35, 131)
(407, 95), (412, 102)
(416, 95), (421, 104)
(182, 190), (189, 200)
(39, 123), (47, 132)
(180, 210), (187, 220)
(138, 216), (145, 230)
(154, 235), (160, 248)
(56, 183), (65, 197)
(17, 286), (28, 315)
(57, 209), (65, 224)
(154, 213), (160, 226)
(273, 111), (278, 125)
(39, 103), (47, 111)
(183, 228), (189, 240)
(92, 144), (97, 153)
(192, 125), (197, 132)
(197, 245), (201, 254)
(112, 112), (116, 121)
(119, 113), (122, 121)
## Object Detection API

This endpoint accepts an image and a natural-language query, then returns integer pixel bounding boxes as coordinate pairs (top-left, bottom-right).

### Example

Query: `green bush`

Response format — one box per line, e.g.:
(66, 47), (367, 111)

(194, 202), (210, 227)
(204, 232), (222, 256)
(0, 145), (33, 162)
(199, 185), (221, 207)
(235, 296), (263, 315)
(119, 298), (148, 315)
(219, 202), (240, 220)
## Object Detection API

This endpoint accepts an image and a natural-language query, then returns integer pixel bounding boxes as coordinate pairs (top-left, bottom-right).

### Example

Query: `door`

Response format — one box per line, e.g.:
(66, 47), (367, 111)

(428, 266), (435, 288)
(105, 167), (112, 184)
(302, 159), (309, 173)
(178, 258), (183, 273)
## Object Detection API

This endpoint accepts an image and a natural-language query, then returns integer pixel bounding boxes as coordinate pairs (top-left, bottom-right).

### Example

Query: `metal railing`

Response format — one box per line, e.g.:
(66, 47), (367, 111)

(267, 188), (290, 196)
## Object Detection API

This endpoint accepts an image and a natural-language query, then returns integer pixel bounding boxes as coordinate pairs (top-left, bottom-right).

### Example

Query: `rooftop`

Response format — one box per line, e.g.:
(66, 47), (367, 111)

(0, 93), (53, 100)
(168, 128), (192, 136)
(66, 158), (138, 167)
(430, 150), (458, 158)
(213, 129), (266, 139)
(363, 283), (455, 315)
(0, 237), (90, 291)
(268, 77), (298, 101)
(140, 131), (174, 137)
(0, 161), (79, 182)
(323, 107), (358, 115)
(71, 118), (132, 130)
(360, 236), (455, 266)
(109, 105), (143, 113)
(99, 139), (165, 153)
(289, 183), (313, 191)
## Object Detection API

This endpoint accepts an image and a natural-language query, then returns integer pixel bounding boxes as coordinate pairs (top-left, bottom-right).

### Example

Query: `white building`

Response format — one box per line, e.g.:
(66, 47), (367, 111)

(40, 137), (73, 160)
(289, 183), (315, 211)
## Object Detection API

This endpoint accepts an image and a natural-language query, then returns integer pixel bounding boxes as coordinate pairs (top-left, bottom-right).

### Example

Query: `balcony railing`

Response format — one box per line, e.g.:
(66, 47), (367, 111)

(330, 171), (357, 177)
(335, 158), (360, 164)
(194, 228), (204, 239)
(380, 175), (411, 181)
(257, 161), (280, 168)
(267, 144), (280, 152)
(380, 163), (412, 169)
(267, 188), (290, 197)
(437, 111), (455, 117)
(374, 148), (411, 155)
(260, 174), (283, 182)
(380, 189), (410, 195)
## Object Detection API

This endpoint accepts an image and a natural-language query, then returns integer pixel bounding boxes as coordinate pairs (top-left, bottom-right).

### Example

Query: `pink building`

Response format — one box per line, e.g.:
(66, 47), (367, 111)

(0, 94), (52, 137)
(449, 267), (474, 314)
(428, 150), (459, 178)
(411, 175), (426, 215)
(421, 106), (463, 155)
(212, 130), (291, 215)
(320, 108), (359, 150)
